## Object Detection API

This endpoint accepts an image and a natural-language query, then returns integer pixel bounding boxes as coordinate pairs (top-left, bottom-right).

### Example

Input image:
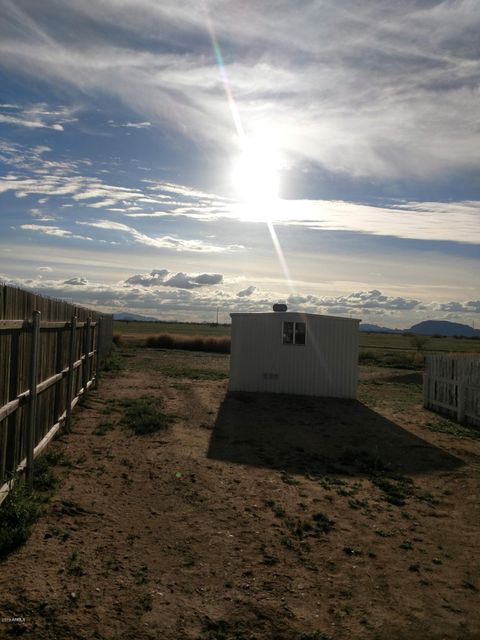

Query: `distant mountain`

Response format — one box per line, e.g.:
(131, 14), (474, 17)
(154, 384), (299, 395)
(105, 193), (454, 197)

(408, 320), (480, 337)
(113, 312), (160, 322)
(360, 323), (402, 333)
(359, 320), (479, 337)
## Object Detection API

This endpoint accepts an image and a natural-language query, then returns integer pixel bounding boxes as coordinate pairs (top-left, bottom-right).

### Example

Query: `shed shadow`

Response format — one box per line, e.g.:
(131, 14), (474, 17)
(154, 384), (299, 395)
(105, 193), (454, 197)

(207, 392), (462, 477)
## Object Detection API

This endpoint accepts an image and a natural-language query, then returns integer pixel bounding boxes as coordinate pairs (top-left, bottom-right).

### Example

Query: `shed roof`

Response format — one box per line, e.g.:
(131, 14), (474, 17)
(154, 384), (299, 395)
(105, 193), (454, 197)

(230, 311), (361, 324)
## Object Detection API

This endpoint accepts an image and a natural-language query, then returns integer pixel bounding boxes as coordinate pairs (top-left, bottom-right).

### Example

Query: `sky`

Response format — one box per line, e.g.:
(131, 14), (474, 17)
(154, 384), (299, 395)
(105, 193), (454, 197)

(0, 0), (479, 328)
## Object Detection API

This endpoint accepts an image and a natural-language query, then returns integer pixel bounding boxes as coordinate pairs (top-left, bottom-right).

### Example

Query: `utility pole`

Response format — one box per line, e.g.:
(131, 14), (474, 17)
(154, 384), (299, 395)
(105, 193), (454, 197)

(216, 307), (219, 325)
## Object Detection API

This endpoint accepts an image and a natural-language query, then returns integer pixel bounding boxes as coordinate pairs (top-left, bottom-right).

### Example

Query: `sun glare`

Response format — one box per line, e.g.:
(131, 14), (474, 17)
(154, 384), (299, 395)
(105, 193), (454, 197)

(231, 139), (280, 222)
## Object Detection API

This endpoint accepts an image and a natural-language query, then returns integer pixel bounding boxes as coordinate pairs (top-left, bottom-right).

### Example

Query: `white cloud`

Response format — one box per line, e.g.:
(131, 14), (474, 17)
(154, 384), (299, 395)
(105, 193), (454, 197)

(249, 199), (480, 245)
(124, 211), (171, 218)
(145, 181), (227, 201)
(0, 2), (479, 180)
(78, 219), (243, 252)
(125, 269), (223, 289)
(108, 121), (152, 129)
(436, 300), (480, 314)
(63, 276), (88, 286)
(20, 224), (93, 241)
(124, 269), (169, 286)
(0, 102), (76, 130)
(194, 273), (223, 286)
(237, 285), (257, 297)
(3, 267), (478, 328)
(283, 290), (423, 315)
(1, 137), (478, 244)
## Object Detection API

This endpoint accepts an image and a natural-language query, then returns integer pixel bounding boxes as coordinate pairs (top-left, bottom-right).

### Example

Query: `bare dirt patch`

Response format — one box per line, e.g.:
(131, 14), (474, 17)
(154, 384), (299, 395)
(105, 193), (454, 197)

(1, 348), (479, 640)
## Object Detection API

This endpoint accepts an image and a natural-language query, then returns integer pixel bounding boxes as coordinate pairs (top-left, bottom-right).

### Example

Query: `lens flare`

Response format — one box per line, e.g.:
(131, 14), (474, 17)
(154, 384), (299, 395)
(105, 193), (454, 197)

(232, 142), (279, 204)
(204, 4), (296, 295)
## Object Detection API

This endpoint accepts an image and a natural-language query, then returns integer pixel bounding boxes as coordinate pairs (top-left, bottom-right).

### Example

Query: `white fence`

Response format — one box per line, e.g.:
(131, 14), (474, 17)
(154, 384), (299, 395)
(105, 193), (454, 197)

(424, 354), (480, 427)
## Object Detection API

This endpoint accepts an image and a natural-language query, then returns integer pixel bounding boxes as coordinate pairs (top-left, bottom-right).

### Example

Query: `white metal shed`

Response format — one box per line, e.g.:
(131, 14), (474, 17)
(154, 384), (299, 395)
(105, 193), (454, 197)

(229, 311), (360, 398)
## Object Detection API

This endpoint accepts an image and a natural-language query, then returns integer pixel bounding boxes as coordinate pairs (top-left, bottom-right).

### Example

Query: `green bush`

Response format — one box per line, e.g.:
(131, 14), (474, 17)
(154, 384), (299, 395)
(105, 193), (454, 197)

(119, 397), (174, 435)
(0, 479), (42, 557)
(101, 350), (124, 372)
(33, 456), (59, 492)
(358, 349), (420, 370)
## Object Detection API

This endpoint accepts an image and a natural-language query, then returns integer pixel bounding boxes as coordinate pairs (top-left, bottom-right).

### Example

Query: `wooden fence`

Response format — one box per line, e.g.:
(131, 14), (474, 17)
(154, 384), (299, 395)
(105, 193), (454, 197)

(0, 285), (113, 504)
(424, 354), (480, 427)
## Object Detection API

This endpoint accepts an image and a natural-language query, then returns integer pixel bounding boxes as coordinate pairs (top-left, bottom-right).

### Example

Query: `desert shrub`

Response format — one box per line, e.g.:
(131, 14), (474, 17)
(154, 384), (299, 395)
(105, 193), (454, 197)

(160, 365), (228, 380)
(41, 447), (72, 468)
(0, 479), (42, 557)
(312, 512), (335, 533)
(145, 334), (174, 349)
(101, 349), (124, 372)
(358, 351), (379, 365)
(382, 352), (419, 369)
(359, 349), (420, 370)
(145, 334), (230, 354)
(409, 334), (429, 352)
(33, 456), (59, 492)
(119, 397), (174, 435)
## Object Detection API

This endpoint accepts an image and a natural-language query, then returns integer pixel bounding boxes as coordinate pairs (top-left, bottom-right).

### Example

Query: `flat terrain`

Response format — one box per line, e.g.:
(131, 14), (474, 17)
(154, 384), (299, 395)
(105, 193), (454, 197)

(1, 348), (479, 640)
(114, 320), (480, 356)
(114, 321), (231, 344)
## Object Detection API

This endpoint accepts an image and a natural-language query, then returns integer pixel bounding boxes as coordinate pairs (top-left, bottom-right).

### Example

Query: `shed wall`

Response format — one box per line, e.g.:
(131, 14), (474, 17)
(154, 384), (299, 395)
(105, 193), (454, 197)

(229, 313), (359, 398)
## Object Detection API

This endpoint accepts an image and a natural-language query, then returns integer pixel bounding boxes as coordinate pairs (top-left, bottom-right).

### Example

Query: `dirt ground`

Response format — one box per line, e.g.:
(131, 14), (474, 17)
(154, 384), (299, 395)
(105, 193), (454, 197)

(1, 348), (479, 640)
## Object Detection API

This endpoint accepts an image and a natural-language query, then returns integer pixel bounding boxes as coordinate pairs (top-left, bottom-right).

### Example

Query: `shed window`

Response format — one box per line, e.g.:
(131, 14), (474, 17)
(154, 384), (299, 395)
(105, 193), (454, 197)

(282, 321), (306, 345)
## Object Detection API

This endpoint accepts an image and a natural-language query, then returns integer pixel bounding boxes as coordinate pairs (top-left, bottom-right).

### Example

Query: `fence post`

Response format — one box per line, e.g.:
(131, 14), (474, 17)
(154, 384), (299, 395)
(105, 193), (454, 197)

(457, 359), (466, 423)
(82, 317), (92, 398)
(457, 381), (465, 423)
(423, 356), (429, 409)
(87, 317), (93, 385)
(94, 317), (102, 390)
(53, 328), (64, 425)
(4, 332), (20, 480)
(26, 310), (41, 491)
(65, 316), (77, 433)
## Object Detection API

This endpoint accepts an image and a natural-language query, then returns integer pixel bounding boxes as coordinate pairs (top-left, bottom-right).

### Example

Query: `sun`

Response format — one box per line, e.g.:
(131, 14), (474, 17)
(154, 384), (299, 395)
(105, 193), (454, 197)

(231, 138), (280, 221)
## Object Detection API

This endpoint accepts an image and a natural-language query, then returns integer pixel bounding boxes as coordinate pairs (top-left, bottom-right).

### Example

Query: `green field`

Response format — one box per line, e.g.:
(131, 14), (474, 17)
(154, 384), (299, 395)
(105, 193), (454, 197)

(114, 320), (231, 338)
(114, 320), (480, 356)
(358, 331), (480, 353)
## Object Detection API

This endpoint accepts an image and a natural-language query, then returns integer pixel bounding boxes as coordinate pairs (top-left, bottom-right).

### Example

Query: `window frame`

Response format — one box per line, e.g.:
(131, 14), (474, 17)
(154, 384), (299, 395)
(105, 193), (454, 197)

(282, 320), (306, 346)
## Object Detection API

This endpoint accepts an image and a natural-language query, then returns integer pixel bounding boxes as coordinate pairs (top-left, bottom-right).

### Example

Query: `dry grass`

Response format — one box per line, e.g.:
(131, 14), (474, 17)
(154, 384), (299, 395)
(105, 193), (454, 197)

(145, 333), (231, 353)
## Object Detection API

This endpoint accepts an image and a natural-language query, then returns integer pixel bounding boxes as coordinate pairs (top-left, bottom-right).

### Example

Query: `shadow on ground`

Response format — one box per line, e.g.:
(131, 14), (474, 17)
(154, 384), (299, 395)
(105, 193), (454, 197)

(207, 392), (462, 476)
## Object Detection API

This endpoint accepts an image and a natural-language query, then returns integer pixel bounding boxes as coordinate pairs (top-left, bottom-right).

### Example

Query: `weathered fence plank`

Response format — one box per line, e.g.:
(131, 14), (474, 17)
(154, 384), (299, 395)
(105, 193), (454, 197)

(26, 311), (40, 489)
(65, 316), (77, 434)
(0, 284), (114, 504)
(424, 354), (480, 427)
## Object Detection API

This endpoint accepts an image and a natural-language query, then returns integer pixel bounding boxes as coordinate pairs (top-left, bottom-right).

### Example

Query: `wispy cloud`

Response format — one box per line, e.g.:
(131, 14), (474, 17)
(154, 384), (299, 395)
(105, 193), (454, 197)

(2, 139), (478, 245)
(77, 219), (244, 252)
(0, 3), (478, 330)
(108, 120), (151, 129)
(0, 102), (76, 131)
(20, 224), (93, 241)
(1, 2), (479, 180)
(266, 199), (480, 244)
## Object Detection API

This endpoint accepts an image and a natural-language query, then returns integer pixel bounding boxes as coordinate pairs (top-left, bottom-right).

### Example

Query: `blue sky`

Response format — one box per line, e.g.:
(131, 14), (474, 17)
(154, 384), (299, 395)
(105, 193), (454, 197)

(0, 0), (478, 327)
